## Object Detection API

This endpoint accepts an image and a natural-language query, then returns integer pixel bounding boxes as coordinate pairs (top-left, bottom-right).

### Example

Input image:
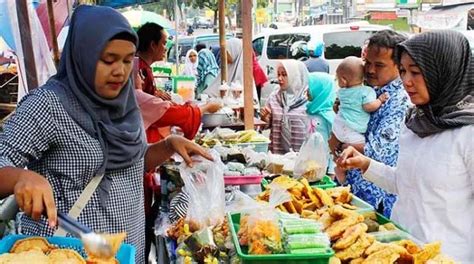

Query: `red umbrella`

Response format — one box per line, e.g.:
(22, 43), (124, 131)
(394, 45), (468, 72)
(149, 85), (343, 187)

(35, 0), (69, 49)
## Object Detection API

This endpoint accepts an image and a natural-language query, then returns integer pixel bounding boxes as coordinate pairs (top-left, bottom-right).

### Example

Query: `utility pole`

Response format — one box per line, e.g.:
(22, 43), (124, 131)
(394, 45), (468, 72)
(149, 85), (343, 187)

(16, 0), (38, 91)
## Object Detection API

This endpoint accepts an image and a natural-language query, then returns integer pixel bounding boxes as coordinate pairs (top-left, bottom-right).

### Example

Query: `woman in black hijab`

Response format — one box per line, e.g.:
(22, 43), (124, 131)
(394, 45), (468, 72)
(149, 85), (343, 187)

(337, 30), (473, 262)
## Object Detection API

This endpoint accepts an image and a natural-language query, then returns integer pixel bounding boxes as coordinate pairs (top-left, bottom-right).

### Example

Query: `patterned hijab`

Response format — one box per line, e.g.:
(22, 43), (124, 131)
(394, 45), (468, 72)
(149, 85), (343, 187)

(307, 72), (336, 125)
(45, 5), (146, 206)
(278, 60), (309, 111)
(397, 30), (474, 138)
(196, 49), (219, 93)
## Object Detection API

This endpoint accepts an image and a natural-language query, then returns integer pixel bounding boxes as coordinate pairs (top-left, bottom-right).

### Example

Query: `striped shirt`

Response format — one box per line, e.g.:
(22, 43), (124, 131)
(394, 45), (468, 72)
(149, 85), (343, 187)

(0, 89), (146, 262)
(266, 92), (309, 154)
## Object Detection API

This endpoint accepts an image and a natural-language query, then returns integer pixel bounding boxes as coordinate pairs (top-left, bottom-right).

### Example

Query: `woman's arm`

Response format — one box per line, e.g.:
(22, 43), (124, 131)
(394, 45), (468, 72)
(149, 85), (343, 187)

(337, 146), (398, 194)
(144, 135), (212, 171)
(0, 93), (59, 226)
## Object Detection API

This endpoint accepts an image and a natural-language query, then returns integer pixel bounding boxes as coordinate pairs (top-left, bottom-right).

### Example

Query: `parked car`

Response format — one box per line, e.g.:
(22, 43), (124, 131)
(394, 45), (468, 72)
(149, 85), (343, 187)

(193, 17), (213, 29)
(167, 33), (233, 64)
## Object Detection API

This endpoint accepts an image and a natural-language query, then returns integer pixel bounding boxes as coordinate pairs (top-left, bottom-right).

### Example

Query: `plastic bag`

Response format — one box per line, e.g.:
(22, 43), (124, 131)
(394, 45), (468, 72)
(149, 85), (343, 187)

(227, 188), (291, 255)
(293, 132), (328, 182)
(179, 150), (226, 230)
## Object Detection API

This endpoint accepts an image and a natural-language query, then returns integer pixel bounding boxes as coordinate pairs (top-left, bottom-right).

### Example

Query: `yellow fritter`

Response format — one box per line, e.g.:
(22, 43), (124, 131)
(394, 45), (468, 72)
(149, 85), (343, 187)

(333, 223), (368, 250)
(335, 234), (375, 261)
(362, 248), (400, 264)
(0, 248), (49, 264)
(49, 248), (86, 264)
(326, 215), (363, 241)
(10, 237), (53, 254)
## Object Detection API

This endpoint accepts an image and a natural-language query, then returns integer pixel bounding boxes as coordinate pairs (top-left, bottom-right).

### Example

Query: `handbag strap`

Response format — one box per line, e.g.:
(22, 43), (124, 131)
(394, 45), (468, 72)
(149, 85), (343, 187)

(54, 173), (104, 236)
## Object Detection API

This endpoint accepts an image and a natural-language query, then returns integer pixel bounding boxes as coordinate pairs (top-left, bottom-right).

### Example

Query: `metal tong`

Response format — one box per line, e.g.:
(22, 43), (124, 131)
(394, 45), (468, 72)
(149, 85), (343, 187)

(57, 211), (114, 259)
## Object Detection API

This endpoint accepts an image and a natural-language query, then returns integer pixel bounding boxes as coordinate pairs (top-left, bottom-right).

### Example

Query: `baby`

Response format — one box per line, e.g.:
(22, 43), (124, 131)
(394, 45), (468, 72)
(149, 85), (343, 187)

(329, 56), (388, 179)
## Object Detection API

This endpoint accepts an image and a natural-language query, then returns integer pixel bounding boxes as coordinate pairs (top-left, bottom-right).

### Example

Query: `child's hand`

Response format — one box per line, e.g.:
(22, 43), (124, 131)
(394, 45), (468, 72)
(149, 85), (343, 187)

(378, 92), (390, 103)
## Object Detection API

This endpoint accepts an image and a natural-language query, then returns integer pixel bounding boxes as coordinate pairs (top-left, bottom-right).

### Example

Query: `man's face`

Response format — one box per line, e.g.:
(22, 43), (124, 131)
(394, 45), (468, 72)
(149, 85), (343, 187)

(153, 30), (168, 61)
(364, 46), (399, 87)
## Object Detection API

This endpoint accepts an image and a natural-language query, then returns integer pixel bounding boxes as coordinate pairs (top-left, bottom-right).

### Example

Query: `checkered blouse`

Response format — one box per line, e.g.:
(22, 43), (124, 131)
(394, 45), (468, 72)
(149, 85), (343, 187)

(0, 88), (146, 262)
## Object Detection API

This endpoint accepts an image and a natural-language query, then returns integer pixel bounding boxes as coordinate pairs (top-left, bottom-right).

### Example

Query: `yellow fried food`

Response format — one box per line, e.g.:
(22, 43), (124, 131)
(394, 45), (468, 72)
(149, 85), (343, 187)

(341, 203), (358, 210)
(392, 239), (421, 254)
(365, 242), (408, 256)
(414, 241), (441, 264)
(329, 256), (342, 264)
(362, 248), (400, 264)
(10, 237), (53, 254)
(335, 234), (375, 261)
(326, 215), (364, 241)
(300, 179), (322, 206)
(0, 248), (49, 264)
(329, 205), (359, 219)
(48, 248), (86, 264)
(86, 233), (126, 264)
(326, 186), (353, 204)
(350, 257), (365, 264)
(333, 223), (368, 250)
(319, 212), (336, 230)
(313, 187), (334, 207)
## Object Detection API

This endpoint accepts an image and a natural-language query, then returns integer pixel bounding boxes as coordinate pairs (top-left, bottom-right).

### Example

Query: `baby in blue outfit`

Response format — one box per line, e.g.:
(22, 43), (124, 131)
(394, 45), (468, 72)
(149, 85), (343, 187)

(330, 56), (388, 161)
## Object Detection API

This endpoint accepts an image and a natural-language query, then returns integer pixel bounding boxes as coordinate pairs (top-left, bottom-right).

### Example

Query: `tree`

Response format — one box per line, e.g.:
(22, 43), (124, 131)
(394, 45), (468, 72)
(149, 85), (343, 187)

(192, 0), (219, 32)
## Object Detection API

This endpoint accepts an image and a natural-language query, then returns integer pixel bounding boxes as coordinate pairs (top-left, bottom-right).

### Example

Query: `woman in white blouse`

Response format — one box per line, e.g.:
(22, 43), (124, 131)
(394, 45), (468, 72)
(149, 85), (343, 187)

(337, 30), (473, 262)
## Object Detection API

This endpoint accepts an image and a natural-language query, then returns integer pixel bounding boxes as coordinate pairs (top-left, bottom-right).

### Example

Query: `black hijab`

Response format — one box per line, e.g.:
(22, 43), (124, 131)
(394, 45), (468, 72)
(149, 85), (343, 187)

(397, 30), (474, 138)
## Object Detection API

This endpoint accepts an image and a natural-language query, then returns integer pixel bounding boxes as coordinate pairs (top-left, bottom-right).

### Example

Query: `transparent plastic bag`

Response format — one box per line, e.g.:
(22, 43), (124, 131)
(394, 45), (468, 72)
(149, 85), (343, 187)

(293, 132), (328, 182)
(227, 188), (291, 255)
(179, 150), (226, 230)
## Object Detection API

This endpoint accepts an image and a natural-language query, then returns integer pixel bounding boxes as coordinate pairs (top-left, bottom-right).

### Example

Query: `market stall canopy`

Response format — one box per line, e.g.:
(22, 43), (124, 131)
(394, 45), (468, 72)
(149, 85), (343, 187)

(122, 10), (173, 30)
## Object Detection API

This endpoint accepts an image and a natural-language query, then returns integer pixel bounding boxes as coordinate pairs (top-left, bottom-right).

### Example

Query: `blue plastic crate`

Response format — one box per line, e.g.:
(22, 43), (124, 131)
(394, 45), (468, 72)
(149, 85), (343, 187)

(0, 235), (135, 263)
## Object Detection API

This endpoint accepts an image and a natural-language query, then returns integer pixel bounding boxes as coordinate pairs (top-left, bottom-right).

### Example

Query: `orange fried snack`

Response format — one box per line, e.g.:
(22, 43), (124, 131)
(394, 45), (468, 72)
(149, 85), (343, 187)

(392, 239), (422, 254)
(10, 237), (55, 254)
(313, 187), (334, 207)
(414, 241), (441, 264)
(48, 248), (86, 264)
(333, 223), (368, 250)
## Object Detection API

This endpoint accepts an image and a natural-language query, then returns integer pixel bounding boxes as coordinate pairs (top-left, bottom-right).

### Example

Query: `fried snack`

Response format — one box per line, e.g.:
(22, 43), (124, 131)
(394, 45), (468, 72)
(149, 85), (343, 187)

(86, 233), (126, 264)
(414, 241), (441, 264)
(333, 223), (368, 250)
(292, 200), (304, 214)
(0, 248), (49, 264)
(366, 242), (407, 256)
(48, 248), (86, 264)
(86, 258), (119, 264)
(271, 176), (300, 190)
(302, 201), (319, 211)
(342, 203), (358, 210)
(326, 186), (353, 204)
(379, 223), (398, 232)
(283, 201), (297, 214)
(326, 215), (363, 241)
(362, 248), (400, 264)
(313, 187), (334, 207)
(319, 212), (337, 230)
(335, 234), (374, 261)
(10, 237), (54, 254)
(330, 204), (359, 219)
(392, 239), (421, 254)
(329, 256), (342, 264)
(350, 257), (365, 264)
(100, 233), (127, 255)
(301, 179), (322, 207)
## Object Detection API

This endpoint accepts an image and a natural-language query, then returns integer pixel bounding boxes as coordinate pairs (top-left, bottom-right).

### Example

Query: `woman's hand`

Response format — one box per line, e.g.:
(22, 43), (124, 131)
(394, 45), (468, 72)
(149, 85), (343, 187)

(335, 146), (371, 173)
(154, 89), (171, 101)
(260, 107), (271, 123)
(200, 102), (222, 114)
(165, 135), (213, 167)
(14, 170), (57, 227)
